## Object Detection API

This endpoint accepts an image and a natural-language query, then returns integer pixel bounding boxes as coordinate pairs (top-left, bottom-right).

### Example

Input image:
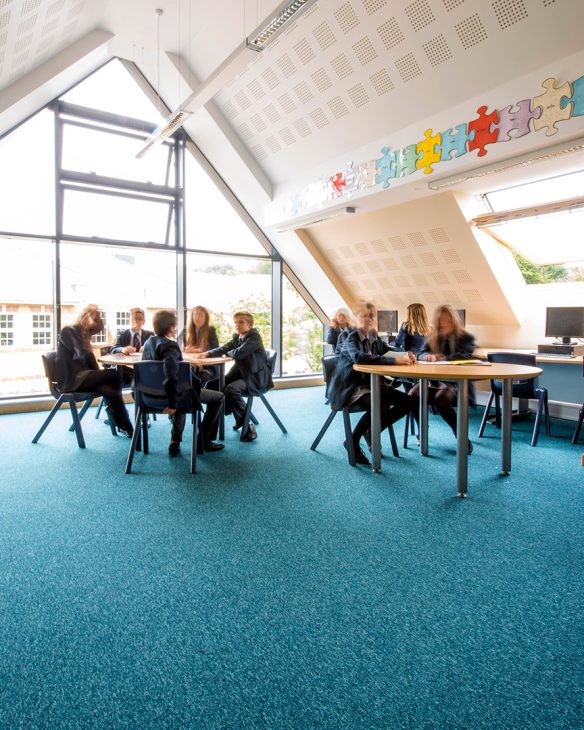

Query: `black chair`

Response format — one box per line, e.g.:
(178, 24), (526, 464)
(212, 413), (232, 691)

(239, 349), (287, 441)
(478, 352), (551, 447)
(310, 355), (399, 466)
(32, 352), (114, 448)
(125, 360), (203, 474)
(571, 359), (583, 444)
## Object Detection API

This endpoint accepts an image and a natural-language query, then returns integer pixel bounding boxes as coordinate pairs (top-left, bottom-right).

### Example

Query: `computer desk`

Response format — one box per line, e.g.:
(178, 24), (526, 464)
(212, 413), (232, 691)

(478, 349), (583, 410)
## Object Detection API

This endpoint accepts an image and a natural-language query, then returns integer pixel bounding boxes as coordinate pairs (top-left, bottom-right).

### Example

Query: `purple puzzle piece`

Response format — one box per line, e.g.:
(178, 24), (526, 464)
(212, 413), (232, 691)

(375, 147), (397, 188)
(561, 73), (584, 116)
(437, 123), (475, 160)
(497, 99), (542, 141)
(395, 143), (420, 177)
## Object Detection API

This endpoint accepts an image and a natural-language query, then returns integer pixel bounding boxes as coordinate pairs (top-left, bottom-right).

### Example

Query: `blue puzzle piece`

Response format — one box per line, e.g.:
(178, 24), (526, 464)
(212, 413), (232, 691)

(560, 73), (584, 116)
(375, 147), (397, 188)
(437, 123), (475, 160)
(395, 143), (420, 177)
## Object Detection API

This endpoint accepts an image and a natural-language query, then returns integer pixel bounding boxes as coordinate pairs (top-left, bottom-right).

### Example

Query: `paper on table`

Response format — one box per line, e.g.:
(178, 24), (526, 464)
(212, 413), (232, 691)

(417, 359), (490, 366)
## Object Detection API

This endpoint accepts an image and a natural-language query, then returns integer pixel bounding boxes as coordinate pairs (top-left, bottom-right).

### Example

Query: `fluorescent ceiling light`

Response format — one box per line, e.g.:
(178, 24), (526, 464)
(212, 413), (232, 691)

(428, 136), (584, 190)
(247, 0), (318, 51)
(136, 0), (318, 158)
(272, 206), (356, 233)
(135, 109), (192, 159)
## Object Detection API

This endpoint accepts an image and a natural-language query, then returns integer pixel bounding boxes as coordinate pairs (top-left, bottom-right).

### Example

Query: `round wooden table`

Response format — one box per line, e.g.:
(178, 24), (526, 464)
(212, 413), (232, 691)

(353, 362), (542, 497)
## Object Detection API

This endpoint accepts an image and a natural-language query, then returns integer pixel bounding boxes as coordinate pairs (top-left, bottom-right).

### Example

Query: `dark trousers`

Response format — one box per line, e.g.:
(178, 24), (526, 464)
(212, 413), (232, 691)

(352, 386), (414, 443)
(409, 381), (458, 434)
(78, 369), (132, 432)
(208, 364), (249, 427)
(171, 388), (224, 446)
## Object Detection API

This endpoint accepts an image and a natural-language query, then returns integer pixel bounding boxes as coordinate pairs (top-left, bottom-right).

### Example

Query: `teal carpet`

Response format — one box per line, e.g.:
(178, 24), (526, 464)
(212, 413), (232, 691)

(0, 387), (582, 729)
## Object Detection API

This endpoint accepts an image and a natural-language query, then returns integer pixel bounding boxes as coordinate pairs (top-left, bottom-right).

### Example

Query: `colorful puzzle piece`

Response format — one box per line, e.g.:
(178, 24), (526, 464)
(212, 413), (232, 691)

(416, 129), (441, 174)
(533, 77), (572, 136)
(468, 105), (499, 157)
(395, 143), (420, 177)
(560, 73), (584, 117)
(436, 123), (475, 160)
(328, 171), (346, 196)
(375, 147), (397, 188)
(496, 99), (542, 141)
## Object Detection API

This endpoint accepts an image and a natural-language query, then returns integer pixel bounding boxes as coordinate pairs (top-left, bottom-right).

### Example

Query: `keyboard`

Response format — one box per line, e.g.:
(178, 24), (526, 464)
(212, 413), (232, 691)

(538, 352), (577, 359)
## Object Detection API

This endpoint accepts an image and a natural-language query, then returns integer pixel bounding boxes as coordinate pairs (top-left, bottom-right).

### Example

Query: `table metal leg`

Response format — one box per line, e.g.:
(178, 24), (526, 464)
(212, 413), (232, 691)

(420, 378), (429, 456)
(456, 379), (469, 498)
(501, 378), (512, 475)
(219, 364), (225, 441)
(371, 373), (382, 472)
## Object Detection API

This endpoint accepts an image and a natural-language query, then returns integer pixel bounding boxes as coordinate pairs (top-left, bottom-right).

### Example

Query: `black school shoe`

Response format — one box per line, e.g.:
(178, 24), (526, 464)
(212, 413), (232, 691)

(343, 440), (370, 465)
(168, 441), (181, 456)
(241, 423), (257, 442)
(205, 442), (225, 452)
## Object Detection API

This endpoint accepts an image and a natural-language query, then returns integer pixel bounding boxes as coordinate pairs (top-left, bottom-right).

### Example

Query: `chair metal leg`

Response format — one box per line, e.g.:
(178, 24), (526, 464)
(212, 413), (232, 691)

(250, 413), (259, 425)
(125, 407), (142, 474)
(68, 397), (94, 432)
(544, 393), (552, 436)
(495, 394), (501, 429)
(478, 392), (494, 438)
(191, 411), (199, 474)
(95, 396), (105, 419)
(142, 413), (149, 454)
(240, 397), (255, 441)
(259, 395), (287, 433)
(403, 413), (410, 448)
(68, 399), (86, 448)
(32, 395), (66, 444)
(572, 403), (584, 444)
(104, 406), (118, 437)
(310, 411), (336, 451)
(387, 424), (399, 457)
(342, 409), (356, 466)
(532, 394), (545, 446)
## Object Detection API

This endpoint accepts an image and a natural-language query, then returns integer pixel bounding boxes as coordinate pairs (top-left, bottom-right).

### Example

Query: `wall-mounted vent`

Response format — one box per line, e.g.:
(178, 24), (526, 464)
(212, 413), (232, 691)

(370, 68), (394, 95)
(455, 13), (487, 49)
(423, 34), (453, 66)
(493, 0), (528, 29)
(405, 0), (435, 32)
(395, 52), (422, 82)
(377, 18), (404, 50)
(334, 2), (360, 34)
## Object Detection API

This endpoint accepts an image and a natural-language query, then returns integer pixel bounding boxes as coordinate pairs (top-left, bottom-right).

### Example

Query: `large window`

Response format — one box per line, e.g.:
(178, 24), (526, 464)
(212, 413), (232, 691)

(0, 58), (324, 399)
(480, 171), (584, 285)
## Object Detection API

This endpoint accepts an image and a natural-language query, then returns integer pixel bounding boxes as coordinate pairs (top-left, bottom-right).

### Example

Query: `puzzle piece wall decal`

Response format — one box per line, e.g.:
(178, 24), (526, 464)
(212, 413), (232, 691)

(496, 99), (542, 141)
(328, 171), (346, 196)
(468, 106), (499, 156)
(533, 77), (573, 136)
(437, 123), (475, 160)
(395, 143), (420, 177)
(416, 129), (441, 174)
(560, 73), (584, 117)
(375, 147), (397, 188)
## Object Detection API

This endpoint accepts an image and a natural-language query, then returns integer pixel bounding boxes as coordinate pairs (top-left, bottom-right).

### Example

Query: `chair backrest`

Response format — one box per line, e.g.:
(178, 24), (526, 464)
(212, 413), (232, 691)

(322, 355), (338, 383)
(487, 351), (538, 397)
(42, 352), (61, 398)
(133, 360), (200, 412)
(265, 348), (278, 374)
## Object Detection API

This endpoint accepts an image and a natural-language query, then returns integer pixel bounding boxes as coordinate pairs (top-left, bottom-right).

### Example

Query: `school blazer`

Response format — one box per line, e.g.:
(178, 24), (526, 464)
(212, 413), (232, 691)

(327, 329), (400, 410)
(54, 325), (98, 392)
(207, 328), (273, 396)
(110, 328), (154, 353)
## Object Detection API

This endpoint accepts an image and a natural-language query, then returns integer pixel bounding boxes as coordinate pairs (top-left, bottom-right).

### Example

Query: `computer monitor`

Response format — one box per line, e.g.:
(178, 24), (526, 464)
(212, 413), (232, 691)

(378, 309), (398, 334)
(456, 309), (466, 325)
(545, 307), (584, 344)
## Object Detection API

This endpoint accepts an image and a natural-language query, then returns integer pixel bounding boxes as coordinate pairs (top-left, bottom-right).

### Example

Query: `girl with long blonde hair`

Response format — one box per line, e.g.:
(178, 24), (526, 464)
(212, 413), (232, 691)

(394, 303), (430, 356)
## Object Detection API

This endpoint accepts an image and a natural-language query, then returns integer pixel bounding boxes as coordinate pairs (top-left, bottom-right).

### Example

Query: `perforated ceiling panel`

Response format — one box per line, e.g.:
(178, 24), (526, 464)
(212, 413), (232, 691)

(211, 0), (578, 184)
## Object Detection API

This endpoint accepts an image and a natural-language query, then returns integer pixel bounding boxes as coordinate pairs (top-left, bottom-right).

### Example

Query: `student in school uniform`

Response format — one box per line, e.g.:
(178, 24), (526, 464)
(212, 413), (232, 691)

(327, 301), (417, 465)
(142, 310), (225, 456)
(394, 302), (431, 357)
(180, 305), (220, 384)
(55, 306), (134, 437)
(200, 311), (272, 443)
(326, 307), (357, 353)
(409, 304), (476, 454)
(110, 307), (154, 386)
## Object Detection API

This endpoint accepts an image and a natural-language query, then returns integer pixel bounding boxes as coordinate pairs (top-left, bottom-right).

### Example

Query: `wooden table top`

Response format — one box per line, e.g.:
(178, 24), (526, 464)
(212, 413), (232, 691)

(353, 361), (542, 381)
(98, 353), (232, 367)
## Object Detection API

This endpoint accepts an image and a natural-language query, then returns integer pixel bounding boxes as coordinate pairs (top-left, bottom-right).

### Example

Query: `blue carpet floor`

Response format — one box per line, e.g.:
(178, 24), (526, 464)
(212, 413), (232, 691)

(0, 387), (582, 729)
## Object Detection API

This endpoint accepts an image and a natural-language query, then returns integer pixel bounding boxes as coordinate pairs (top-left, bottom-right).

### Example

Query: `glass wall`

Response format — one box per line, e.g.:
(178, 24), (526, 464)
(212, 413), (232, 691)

(0, 58), (324, 399)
